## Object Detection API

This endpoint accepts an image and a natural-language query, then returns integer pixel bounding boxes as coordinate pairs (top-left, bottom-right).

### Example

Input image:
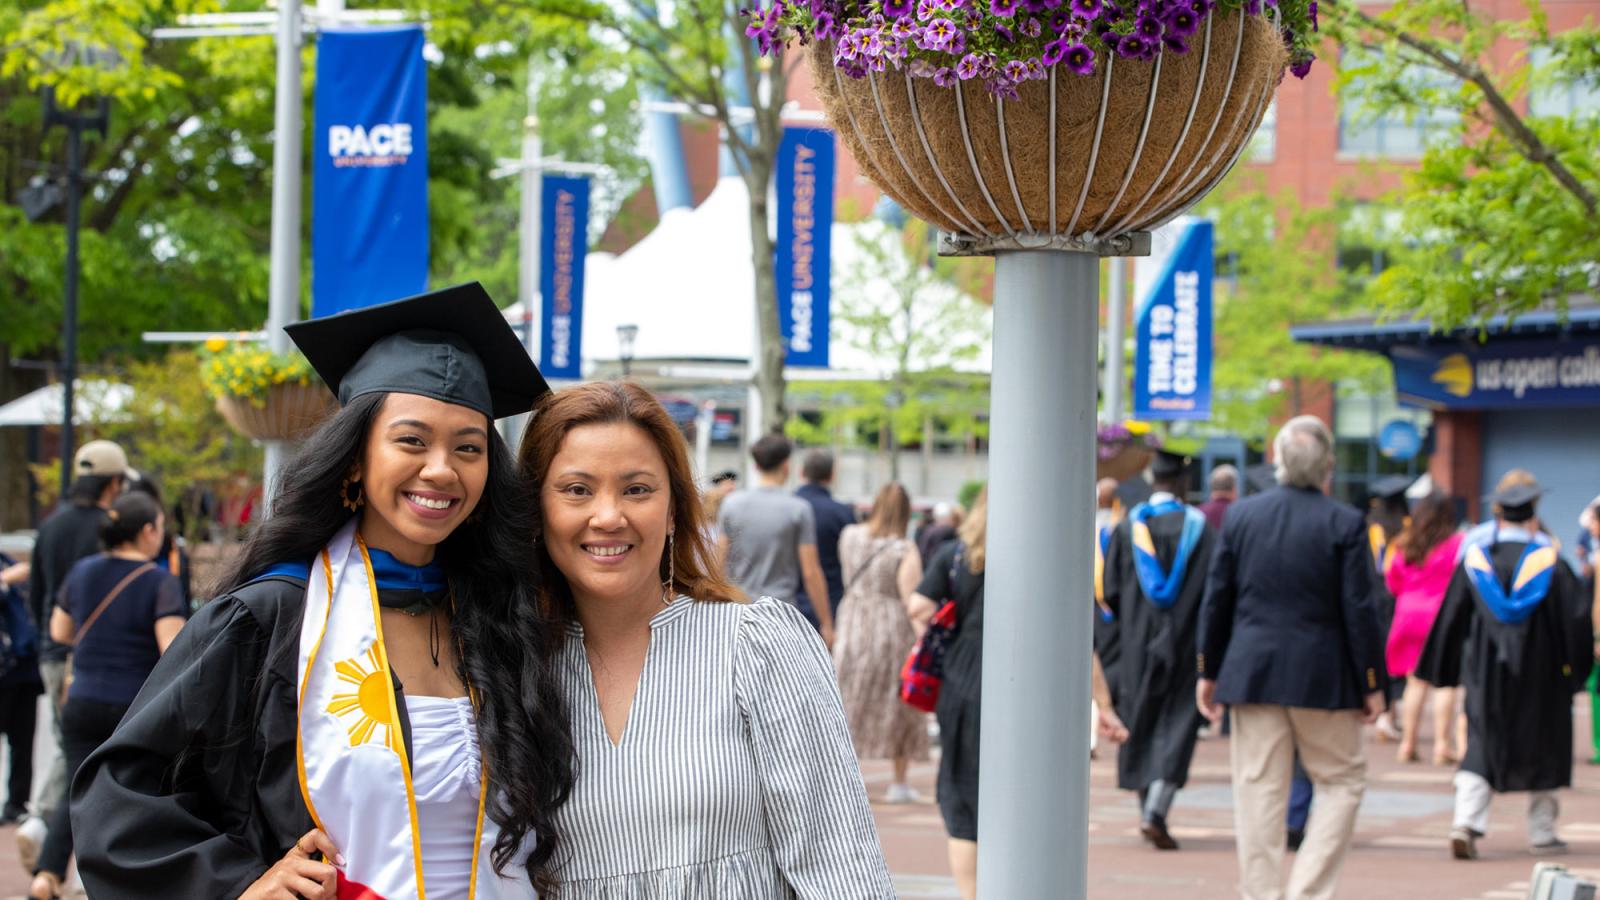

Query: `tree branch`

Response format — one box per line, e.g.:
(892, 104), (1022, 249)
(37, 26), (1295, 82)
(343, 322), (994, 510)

(1342, 3), (1598, 215)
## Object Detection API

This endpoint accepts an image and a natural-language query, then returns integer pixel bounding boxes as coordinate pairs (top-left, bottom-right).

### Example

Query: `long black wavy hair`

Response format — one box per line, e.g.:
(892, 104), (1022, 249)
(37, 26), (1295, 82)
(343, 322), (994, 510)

(214, 392), (575, 889)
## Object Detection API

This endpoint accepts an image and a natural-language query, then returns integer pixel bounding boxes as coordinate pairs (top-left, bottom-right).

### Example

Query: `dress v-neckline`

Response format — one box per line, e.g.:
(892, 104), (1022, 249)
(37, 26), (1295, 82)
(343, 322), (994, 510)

(574, 596), (692, 749)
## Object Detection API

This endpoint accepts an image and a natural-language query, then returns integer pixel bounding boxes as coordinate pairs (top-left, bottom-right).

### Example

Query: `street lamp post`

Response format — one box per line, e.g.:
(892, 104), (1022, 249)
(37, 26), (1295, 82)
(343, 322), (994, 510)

(41, 88), (109, 498)
(617, 323), (639, 378)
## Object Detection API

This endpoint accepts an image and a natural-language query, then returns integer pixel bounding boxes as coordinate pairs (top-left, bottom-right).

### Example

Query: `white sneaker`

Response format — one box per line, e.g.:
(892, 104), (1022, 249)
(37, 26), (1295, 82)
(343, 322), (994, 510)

(16, 814), (45, 873)
(885, 783), (922, 804)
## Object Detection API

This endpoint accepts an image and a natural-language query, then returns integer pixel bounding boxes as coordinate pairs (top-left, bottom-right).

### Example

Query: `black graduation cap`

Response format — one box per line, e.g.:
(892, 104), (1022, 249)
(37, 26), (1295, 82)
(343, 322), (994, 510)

(1149, 450), (1191, 480)
(1489, 481), (1543, 522)
(1113, 475), (1153, 508)
(1369, 475), (1413, 501)
(285, 283), (549, 421)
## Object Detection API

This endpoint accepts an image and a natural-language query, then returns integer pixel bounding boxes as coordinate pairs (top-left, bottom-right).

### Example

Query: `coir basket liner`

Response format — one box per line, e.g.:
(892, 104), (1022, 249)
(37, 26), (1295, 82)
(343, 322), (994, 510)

(216, 381), (336, 442)
(810, 9), (1287, 238)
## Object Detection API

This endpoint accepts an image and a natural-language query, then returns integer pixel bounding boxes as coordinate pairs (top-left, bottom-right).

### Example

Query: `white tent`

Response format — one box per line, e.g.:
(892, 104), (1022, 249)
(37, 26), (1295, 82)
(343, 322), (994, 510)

(0, 380), (133, 427)
(567, 177), (991, 378)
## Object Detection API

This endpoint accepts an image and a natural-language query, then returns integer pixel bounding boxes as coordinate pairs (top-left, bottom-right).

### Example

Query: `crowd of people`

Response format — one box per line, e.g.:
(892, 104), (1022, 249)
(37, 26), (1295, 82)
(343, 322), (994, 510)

(2, 285), (1597, 900)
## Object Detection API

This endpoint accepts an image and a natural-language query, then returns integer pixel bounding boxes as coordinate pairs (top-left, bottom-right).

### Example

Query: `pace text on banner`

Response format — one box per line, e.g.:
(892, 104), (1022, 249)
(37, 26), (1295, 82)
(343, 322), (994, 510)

(540, 174), (590, 380)
(312, 26), (429, 318)
(1133, 219), (1213, 421)
(776, 127), (835, 369)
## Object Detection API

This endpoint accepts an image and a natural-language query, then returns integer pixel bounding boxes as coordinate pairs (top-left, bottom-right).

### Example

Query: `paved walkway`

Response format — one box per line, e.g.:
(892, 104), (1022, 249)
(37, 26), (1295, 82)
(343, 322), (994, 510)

(1, 705), (1597, 897)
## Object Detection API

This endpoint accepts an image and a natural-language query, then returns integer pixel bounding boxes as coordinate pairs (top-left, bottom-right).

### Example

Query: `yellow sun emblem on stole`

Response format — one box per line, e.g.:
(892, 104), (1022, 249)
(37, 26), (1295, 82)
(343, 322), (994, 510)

(326, 646), (400, 753)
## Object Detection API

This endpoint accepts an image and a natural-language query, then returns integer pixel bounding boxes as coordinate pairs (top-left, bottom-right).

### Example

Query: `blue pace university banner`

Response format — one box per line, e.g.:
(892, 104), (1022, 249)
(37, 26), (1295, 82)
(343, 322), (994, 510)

(776, 127), (835, 368)
(540, 175), (589, 380)
(312, 26), (429, 318)
(1134, 220), (1213, 420)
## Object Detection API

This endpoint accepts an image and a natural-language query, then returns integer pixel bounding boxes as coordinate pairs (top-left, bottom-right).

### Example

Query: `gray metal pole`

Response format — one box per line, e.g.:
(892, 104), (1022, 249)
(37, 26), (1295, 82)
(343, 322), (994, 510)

(978, 249), (1097, 897)
(263, 0), (303, 509)
(1104, 255), (1126, 423)
(59, 124), (82, 499)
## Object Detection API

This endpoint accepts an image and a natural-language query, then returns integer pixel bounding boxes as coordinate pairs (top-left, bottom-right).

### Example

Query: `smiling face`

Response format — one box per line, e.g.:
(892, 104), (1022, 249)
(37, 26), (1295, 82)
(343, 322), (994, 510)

(353, 393), (491, 565)
(540, 421), (673, 612)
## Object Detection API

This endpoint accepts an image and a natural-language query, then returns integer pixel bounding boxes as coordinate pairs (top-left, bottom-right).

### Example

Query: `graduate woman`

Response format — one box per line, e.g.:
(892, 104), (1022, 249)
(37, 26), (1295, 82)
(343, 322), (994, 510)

(72, 284), (574, 899)
(518, 381), (893, 897)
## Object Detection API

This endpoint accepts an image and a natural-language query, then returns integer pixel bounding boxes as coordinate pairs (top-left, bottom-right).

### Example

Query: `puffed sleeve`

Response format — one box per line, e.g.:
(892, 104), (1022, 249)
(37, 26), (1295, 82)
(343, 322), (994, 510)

(71, 592), (288, 899)
(733, 597), (895, 898)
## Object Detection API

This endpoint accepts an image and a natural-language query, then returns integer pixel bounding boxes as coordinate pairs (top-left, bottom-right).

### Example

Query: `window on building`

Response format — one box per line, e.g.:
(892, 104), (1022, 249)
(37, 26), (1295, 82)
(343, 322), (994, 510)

(1338, 55), (1459, 157)
(1528, 47), (1600, 119)
(1246, 100), (1277, 163)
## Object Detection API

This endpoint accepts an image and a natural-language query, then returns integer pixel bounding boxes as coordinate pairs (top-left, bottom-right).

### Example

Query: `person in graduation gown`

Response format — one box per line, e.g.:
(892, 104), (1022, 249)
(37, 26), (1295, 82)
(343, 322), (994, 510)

(1098, 451), (1216, 851)
(1366, 475), (1412, 743)
(71, 284), (576, 900)
(1416, 479), (1593, 861)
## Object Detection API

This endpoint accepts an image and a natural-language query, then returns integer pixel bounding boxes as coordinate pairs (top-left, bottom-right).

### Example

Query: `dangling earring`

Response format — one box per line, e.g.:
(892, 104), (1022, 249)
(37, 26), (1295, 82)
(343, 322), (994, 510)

(661, 531), (675, 606)
(340, 475), (364, 511)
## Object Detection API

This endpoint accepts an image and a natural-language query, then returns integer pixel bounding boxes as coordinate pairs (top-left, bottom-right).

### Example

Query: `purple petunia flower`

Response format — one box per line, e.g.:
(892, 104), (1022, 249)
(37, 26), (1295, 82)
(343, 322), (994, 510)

(1070, 0), (1102, 18)
(1042, 37), (1068, 65)
(1115, 33), (1148, 58)
(990, 0), (1018, 17)
(945, 30), (967, 54)
(995, 23), (1014, 41)
(1004, 59), (1029, 80)
(1162, 34), (1189, 53)
(988, 77), (1021, 100)
(1025, 56), (1047, 79)
(919, 17), (957, 47)
(1021, 15), (1044, 36)
(1308, 0), (1318, 30)
(1134, 13), (1163, 39)
(933, 65), (956, 86)
(963, 9), (983, 28)
(1021, 0), (1047, 12)
(884, 0), (915, 18)
(917, 0), (938, 19)
(1290, 52), (1314, 78)
(1243, 0), (1261, 13)
(815, 10), (839, 38)
(956, 53), (983, 79)
(1169, 8), (1199, 37)
(1064, 40), (1094, 73)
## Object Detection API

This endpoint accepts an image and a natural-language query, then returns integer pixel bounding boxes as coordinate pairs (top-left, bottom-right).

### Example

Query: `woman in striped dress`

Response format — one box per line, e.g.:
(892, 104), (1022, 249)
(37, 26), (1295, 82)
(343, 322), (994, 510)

(518, 382), (893, 898)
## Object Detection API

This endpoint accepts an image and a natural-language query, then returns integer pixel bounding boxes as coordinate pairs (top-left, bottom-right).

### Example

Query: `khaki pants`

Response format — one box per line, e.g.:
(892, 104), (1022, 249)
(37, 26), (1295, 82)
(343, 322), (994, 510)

(1230, 705), (1367, 900)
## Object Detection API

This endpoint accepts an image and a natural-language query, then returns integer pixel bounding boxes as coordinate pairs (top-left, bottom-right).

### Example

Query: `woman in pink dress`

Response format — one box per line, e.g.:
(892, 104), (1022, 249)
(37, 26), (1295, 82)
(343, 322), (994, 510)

(1386, 491), (1464, 765)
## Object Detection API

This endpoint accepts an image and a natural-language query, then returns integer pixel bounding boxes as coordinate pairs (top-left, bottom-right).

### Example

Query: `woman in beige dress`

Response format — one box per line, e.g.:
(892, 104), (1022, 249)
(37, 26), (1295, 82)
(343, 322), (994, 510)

(833, 482), (930, 802)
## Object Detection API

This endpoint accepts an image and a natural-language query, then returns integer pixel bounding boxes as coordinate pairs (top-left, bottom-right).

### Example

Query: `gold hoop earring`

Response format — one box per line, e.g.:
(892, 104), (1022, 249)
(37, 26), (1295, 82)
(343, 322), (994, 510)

(340, 475), (364, 511)
(661, 531), (675, 606)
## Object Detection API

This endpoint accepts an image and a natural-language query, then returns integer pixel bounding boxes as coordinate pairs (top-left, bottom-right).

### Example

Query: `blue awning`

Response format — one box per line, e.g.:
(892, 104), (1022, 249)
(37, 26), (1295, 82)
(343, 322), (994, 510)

(1290, 302), (1600, 353)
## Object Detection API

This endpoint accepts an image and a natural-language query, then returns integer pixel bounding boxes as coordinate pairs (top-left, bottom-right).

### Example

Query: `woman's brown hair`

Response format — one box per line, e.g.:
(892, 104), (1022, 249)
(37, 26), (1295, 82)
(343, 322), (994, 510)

(865, 482), (911, 539)
(1394, 490), (1460, 567)
(517, 381), (742, 620)
(957, 485), (988, 574)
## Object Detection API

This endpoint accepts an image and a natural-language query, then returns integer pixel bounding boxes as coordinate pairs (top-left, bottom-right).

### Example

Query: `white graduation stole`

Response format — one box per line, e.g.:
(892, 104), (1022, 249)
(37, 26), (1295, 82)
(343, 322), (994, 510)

(296, 520), (496, 900)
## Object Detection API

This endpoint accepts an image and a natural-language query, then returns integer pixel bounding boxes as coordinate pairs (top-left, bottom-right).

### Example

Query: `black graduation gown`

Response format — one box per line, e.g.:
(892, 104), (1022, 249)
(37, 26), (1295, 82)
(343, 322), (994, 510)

(1099, 510), (1216, 792)
(70, 574), (420, 899)
(1414, 543), (1592, 793)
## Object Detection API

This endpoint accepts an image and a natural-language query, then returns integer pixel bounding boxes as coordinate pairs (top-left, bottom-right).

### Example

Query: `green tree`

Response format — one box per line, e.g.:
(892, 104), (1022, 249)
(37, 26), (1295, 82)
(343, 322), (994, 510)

(1323, 0), (1600, 324)
(788, 218), (991, 476)
(1194, 173), (1388, 441)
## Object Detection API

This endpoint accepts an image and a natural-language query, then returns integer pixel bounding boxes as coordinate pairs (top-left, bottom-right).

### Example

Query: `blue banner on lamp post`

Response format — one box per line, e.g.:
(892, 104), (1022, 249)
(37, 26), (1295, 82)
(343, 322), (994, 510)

(1133, 220), (1214, 420)
(540, 174), (589, 380)
(312, 26), (429, 318)
(776, 127), (834, 368)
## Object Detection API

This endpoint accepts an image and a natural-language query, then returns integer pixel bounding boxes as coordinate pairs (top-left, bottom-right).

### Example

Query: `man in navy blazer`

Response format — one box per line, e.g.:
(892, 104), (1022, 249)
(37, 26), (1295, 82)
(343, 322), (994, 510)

(1197, 415), (1387, 900)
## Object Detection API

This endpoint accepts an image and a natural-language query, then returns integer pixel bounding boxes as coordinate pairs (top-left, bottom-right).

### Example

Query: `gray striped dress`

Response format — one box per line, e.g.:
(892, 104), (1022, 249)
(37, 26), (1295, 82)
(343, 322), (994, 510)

(547, 595), (896, 898)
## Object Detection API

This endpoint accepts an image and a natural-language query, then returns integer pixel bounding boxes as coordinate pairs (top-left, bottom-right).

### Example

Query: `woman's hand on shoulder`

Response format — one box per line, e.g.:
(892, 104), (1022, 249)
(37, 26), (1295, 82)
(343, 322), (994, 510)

(240, 829), (342, 900)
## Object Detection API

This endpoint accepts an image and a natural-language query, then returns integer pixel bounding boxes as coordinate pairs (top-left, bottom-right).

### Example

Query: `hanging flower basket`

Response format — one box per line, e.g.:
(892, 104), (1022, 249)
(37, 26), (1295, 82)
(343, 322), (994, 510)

(749, 1), (1306, 240)
(214, 382), (336, 442)
(202, 345), (336, 442)
(1096, 420), (1160, 481)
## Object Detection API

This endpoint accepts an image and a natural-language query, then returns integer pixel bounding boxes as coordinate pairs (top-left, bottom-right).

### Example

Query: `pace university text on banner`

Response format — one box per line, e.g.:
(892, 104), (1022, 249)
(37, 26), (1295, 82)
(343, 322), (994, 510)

(776, 127), (835, 369)
(1133, 220), (1213, 421)
(540, 175), (590, 380)
(312, 26), (429, 318)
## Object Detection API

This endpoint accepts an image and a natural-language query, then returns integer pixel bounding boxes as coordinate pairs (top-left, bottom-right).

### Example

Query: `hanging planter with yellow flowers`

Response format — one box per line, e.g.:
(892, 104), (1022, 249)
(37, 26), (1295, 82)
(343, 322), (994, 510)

(201, 344), (336, 442)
